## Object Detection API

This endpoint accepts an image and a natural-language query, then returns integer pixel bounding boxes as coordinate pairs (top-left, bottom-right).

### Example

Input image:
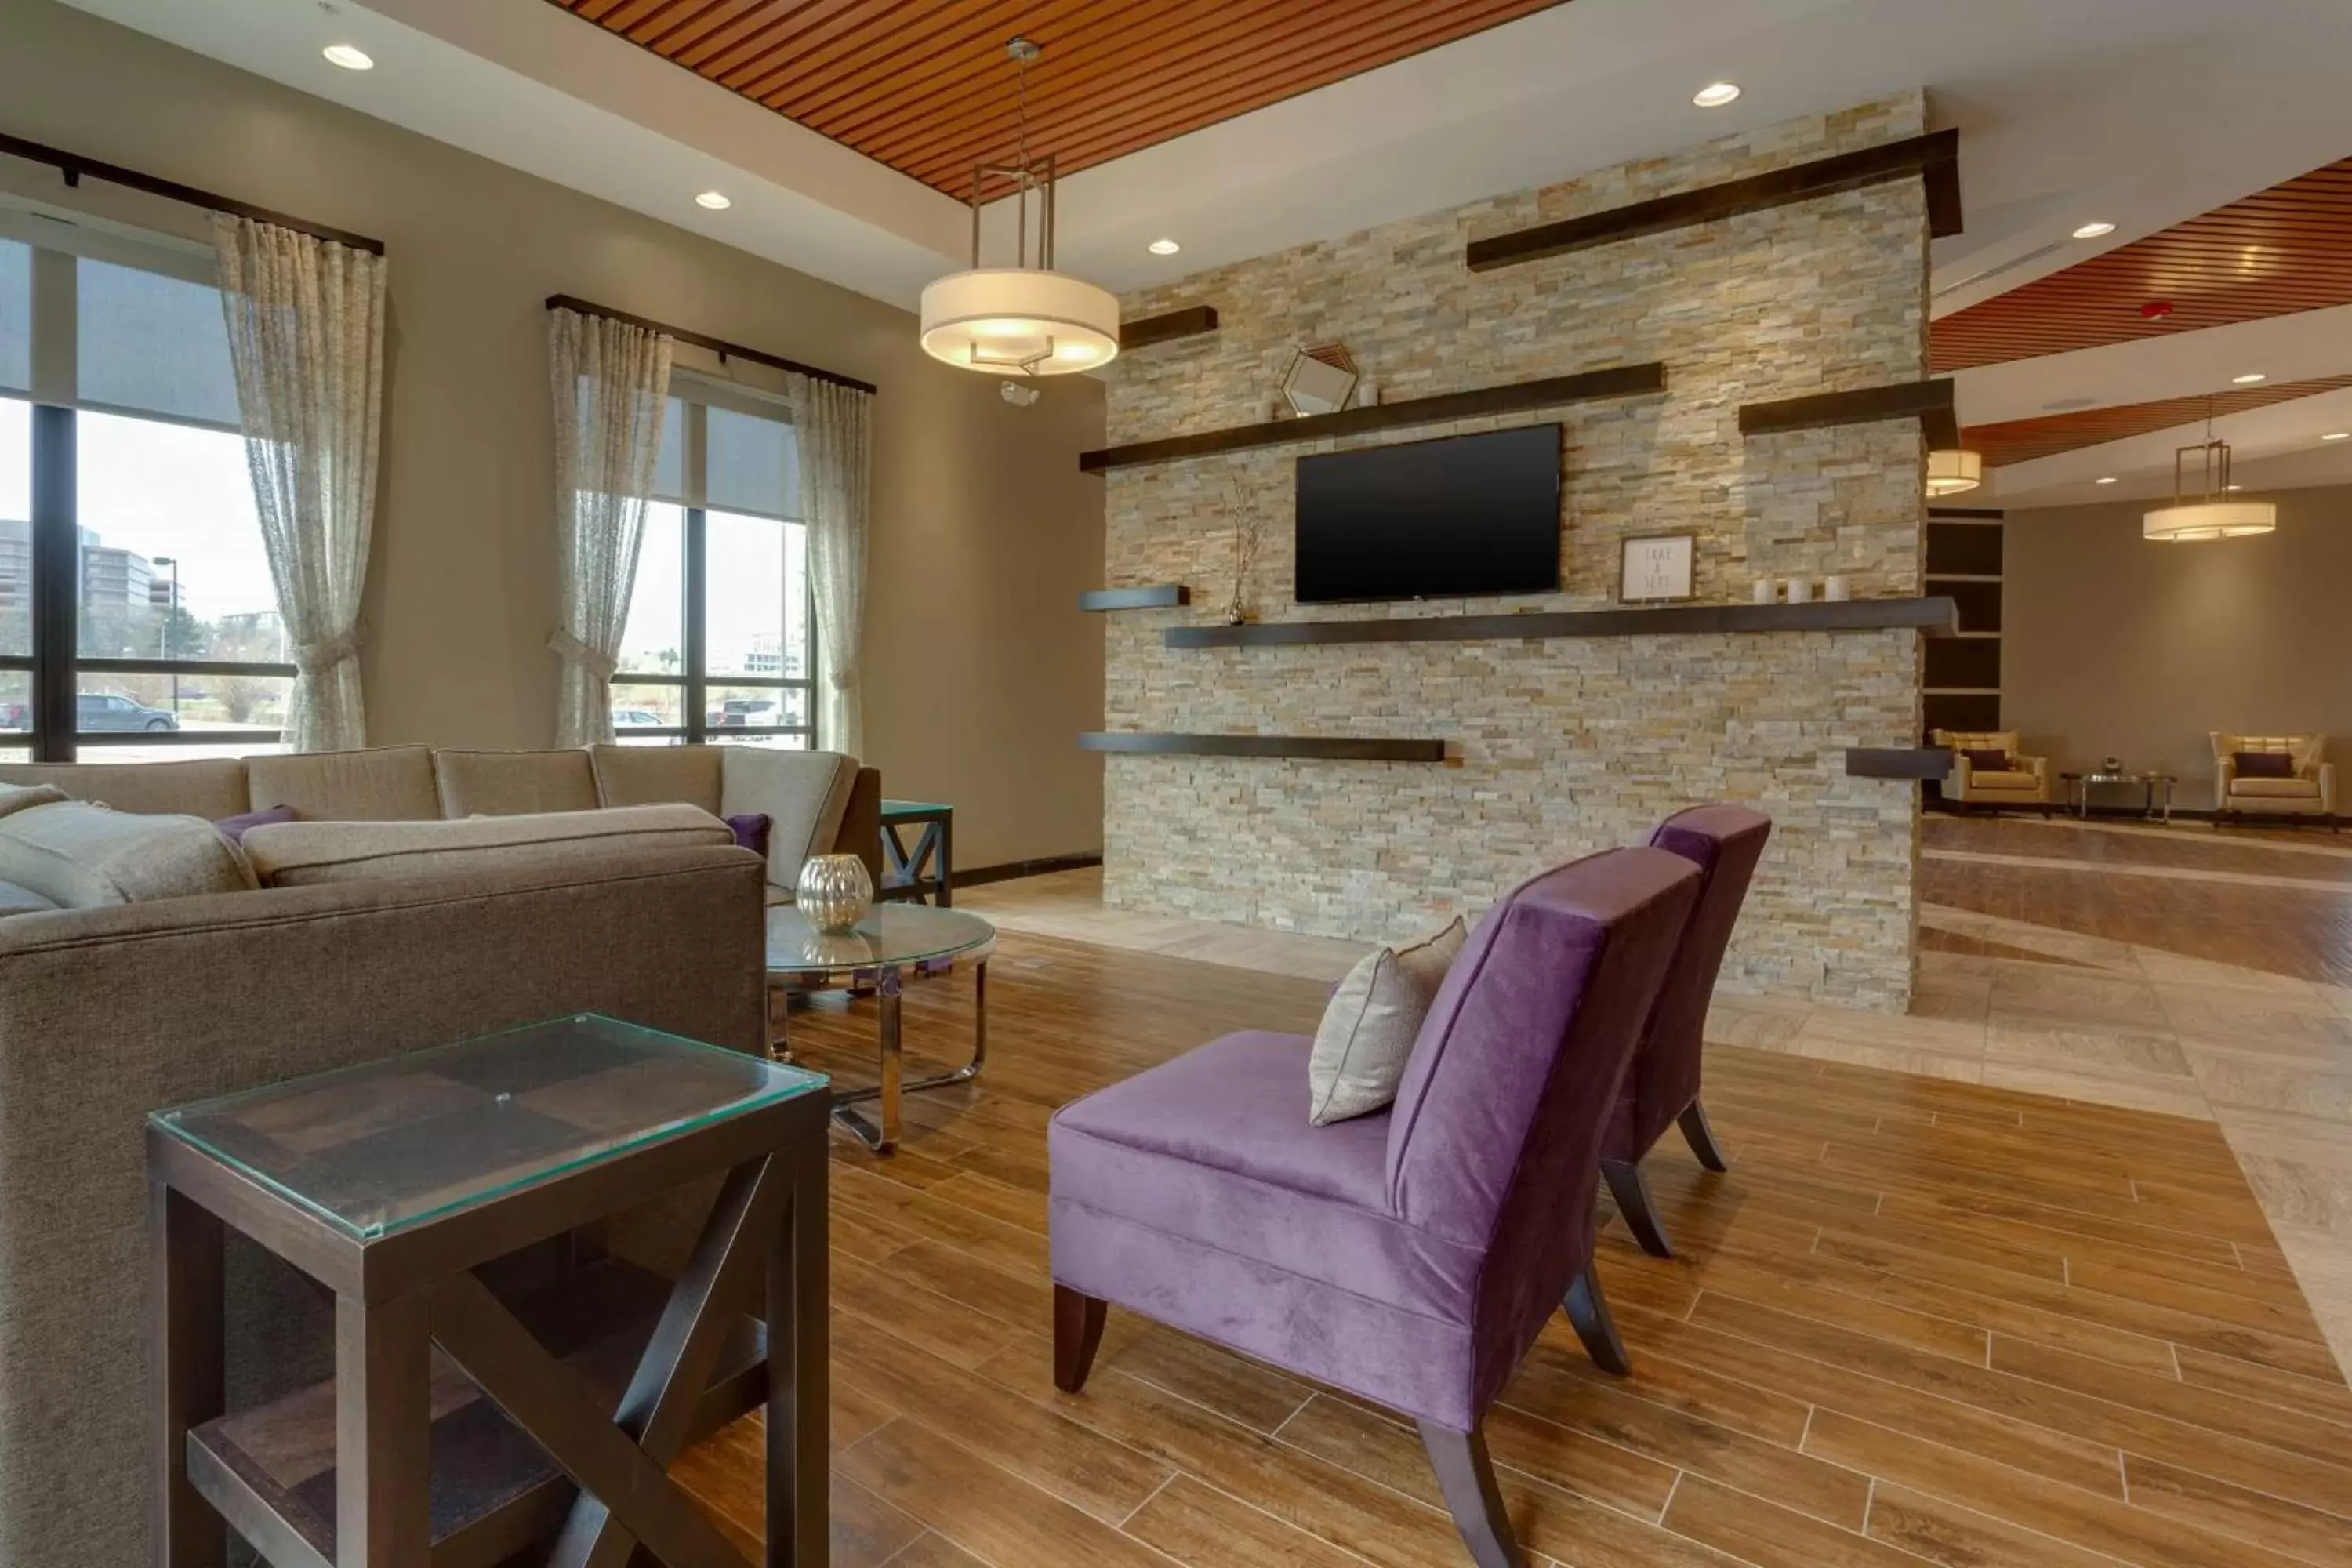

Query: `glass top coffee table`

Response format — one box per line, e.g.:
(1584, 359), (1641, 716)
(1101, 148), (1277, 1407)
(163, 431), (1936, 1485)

(766, 903), (997, 1154)
(2060, 769), (2179, 822)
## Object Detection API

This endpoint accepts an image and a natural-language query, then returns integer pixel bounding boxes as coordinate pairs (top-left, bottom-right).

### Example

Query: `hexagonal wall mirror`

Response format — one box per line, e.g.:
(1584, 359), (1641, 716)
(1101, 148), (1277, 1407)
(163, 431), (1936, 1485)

(1281, 344), (1359, 416)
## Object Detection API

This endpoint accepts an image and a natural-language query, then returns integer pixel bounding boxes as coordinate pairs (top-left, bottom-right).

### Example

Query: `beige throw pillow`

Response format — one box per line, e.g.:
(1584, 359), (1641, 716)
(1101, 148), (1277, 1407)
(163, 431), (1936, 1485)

(1308, 917), (1468, 1126)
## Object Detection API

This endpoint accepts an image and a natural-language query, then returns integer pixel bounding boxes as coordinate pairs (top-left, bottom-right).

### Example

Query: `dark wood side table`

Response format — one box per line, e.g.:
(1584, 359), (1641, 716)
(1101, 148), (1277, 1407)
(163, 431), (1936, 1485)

(877, 800), (953, 906)
(148, 1014), (832, 1568)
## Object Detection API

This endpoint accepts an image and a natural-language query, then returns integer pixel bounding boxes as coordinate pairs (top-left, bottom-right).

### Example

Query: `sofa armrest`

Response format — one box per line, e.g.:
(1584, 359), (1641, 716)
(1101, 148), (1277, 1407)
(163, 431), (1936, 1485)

(0, 846), (768, 1566)
(1949, 751), (1974, 800)
(2217, 756), (2239, 803)
(2319, 761), (2336, 814)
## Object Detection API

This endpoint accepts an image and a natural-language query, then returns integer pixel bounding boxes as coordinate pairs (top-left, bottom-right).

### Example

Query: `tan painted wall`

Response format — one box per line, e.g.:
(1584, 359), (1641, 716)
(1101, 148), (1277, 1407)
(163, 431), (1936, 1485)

(2004, 485), (2352, 810)
(0, 0), (1105, 869)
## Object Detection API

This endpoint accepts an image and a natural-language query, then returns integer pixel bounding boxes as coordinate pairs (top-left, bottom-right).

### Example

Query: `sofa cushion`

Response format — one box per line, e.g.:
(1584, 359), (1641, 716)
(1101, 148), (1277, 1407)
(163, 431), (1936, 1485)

(719, 749), (858, 887)
(434, 749), (601, 818)
(2231, 776), (2322, 800)
(1308, 918), (1465, 1126)
(0, 800), (257, 908)
(0, 878), (59, 917)
(246, 746), (440, 822)
(0, 784), (67, 821)
(590, 744), (724, 815)
(0, 758), (251, 819)
(1969, 771), (2041, 789)
(241, 804), (734, 887)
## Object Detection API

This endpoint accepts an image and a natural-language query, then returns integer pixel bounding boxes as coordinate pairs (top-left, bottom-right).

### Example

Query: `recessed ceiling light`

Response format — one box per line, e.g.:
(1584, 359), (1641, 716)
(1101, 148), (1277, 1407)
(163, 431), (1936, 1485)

(2226, 484), (2245, 492)
(2071, 221), (2116, 240)
(1693, 82), (1742, 108)
(322, 44), (374, 71)
(695, 191), (732, 211)
(2323, 431), (2350, 441)
(1147, 238), (1181, 256)
(2095, 476), (2118, 485)
(2231, 372), (2267, 384)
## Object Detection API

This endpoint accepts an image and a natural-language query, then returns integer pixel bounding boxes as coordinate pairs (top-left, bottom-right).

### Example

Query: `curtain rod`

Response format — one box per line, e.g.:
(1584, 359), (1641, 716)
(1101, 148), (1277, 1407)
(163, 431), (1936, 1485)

(546, 294), (877, 397)
(0, 129), (386, 256)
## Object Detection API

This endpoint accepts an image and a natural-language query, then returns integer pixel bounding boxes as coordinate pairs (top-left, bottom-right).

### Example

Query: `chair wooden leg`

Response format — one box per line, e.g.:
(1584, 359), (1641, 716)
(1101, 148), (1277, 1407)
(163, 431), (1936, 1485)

(1678, 1098), (1730, 1173)
(1417, 1420), (1523, 1568)
(1052, 1284), (1106, 1395)
(1601, 1160), (1673, 1258)
(1563, 1264), (1632, 1376)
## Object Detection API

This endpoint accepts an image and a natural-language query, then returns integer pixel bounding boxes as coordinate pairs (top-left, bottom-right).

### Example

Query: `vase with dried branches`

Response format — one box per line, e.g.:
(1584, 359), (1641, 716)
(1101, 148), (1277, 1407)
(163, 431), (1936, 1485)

(1221, 482), (1265, 625)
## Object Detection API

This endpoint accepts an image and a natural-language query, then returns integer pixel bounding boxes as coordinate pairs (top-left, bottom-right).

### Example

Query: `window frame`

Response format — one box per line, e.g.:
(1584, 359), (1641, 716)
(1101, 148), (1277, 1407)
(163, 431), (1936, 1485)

(614, 392), (817, 750)
(2, 224), (297, 761)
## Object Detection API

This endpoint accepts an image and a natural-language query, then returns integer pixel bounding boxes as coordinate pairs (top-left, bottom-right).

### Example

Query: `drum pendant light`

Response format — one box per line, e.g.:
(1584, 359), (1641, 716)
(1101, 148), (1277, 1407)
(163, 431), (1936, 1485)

(2143, 397), (2277, 542)
(919, 38), (1120, 378)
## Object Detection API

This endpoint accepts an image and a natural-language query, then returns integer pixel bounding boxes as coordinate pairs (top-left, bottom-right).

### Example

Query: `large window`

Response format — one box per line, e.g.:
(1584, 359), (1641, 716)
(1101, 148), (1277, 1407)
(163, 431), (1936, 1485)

(0, 224), (292, 762)
(615, 384), (814, 748)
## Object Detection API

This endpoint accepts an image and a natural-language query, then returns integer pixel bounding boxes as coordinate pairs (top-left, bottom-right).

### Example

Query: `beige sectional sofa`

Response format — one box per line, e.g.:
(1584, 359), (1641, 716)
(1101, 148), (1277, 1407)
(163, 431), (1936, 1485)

(0, 742), (879, 1563)
(0, 742), (881, 908)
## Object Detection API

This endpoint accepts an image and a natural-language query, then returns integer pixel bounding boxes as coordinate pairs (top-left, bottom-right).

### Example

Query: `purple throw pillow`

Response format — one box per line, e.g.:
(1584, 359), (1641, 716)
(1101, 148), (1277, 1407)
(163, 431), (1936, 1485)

(2234, 750), (2296, 779)
(727, 812), (772, 857)
(214, 804), (299, 844)
(1962, 748), (2010, 772)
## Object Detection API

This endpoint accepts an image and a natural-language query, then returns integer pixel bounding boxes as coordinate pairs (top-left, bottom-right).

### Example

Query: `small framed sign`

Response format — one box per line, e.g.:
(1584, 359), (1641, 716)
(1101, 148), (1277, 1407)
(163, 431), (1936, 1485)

(1618, 533), (1696, 603)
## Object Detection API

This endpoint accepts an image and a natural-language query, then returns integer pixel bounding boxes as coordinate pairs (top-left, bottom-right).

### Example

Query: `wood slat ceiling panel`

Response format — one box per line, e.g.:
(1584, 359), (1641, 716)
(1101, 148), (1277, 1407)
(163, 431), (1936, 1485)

(1962, 372), (2352, 469)
(549, 0), (1575, 194)
(1931, 158), (2352, 372)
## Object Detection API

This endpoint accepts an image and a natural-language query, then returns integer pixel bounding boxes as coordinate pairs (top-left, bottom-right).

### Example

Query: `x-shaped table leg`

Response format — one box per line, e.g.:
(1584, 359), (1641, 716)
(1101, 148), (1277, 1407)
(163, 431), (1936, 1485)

(426, 1142), (827, 1566)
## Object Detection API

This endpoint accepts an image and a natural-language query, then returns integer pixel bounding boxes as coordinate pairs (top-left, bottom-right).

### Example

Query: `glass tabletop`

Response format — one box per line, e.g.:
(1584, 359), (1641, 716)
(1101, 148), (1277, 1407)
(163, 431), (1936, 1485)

(151, 1015), (827, 1241)
(880, 799), (953, 818)
(766, 902), (995, 975)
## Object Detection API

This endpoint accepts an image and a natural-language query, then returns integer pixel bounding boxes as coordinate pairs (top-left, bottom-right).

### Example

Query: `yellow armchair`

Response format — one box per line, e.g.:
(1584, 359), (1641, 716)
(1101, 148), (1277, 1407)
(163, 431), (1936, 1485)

(2212, 733), (2336, 826)
(1932, 729), (2052, 811)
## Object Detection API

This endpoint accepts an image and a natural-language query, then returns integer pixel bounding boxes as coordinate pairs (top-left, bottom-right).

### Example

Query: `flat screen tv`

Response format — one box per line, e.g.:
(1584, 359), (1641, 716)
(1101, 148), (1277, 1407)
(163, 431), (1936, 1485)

(1293, 423), (1562, 604)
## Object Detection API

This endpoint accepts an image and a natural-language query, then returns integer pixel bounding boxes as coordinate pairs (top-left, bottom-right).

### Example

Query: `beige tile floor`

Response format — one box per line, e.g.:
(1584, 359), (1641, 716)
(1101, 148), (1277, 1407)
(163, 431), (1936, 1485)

(960, 860), (2352, 1374)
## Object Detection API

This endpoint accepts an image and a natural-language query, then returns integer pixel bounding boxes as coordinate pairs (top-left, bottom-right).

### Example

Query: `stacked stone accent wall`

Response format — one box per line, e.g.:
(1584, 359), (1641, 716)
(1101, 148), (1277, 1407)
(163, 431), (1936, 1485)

(1099, 96), (1931, 1011)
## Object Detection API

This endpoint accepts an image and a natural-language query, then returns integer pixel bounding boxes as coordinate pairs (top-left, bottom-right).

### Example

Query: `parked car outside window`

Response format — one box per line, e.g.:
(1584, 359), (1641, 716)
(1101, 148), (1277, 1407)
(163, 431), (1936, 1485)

(78, 692), (180, 732)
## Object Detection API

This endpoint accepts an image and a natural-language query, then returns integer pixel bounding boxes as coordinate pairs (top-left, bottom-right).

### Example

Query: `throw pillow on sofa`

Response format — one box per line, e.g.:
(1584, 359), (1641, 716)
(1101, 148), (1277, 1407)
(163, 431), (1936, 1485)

(1307, 916), (1468, 1126)
(0, 783), (67, 821)
(0, 800), (258, 908)
(2234, 750), (2296, 779)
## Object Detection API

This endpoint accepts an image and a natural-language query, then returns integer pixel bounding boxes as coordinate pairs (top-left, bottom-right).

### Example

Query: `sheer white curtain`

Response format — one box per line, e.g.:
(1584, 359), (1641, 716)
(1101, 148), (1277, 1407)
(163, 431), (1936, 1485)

(789, 372), (872, 757)
(212, 216), (387, 752)
(548, 307), (672, 746)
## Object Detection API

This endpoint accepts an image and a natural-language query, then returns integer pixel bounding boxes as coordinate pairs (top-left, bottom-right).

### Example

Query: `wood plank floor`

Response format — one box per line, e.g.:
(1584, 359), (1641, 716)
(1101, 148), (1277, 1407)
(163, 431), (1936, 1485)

(671, 933), (2352, 1568)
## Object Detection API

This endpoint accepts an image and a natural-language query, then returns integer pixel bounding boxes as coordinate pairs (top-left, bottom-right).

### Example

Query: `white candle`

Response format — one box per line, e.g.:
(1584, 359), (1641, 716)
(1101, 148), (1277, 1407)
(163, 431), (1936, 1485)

(1824, 575), (1851, 602)
(1784, 577), (1813, 604)
(1751, 579), (1777, 604)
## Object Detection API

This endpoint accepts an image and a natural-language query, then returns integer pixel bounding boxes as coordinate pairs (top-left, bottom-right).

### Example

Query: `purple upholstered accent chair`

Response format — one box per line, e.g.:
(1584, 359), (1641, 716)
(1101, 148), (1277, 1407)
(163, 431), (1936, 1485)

(1047, 847), (1701, 1568)
(1600, 804), (1773, 1262)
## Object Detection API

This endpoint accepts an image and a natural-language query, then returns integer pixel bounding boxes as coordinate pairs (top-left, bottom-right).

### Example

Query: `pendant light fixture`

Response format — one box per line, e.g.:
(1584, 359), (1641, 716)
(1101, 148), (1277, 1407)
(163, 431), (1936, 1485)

(2143, 397), (2277, 541)
(1925, 448), (1984, 497)
(919, 38), (1120, 378)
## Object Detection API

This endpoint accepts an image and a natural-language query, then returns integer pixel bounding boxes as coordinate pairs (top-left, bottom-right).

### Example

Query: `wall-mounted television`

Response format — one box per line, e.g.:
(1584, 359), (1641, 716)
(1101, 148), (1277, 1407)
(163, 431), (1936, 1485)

(1294, 423), (1562, 604)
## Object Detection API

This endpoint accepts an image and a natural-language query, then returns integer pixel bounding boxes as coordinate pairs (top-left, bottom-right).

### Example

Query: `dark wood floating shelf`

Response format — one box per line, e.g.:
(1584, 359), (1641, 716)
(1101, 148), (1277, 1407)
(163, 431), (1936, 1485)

(1846, 747), (1953, 781)
(1080, 585), (1190, 612)
(1739, 378), (1960, 450)
(1079, 362), (1666, 474)
(1166, 596), (1957, 649)
(1081, 732), (1446, 763)
(1120, 305), (1218, 350)
(1467, 128), (1961, 272)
